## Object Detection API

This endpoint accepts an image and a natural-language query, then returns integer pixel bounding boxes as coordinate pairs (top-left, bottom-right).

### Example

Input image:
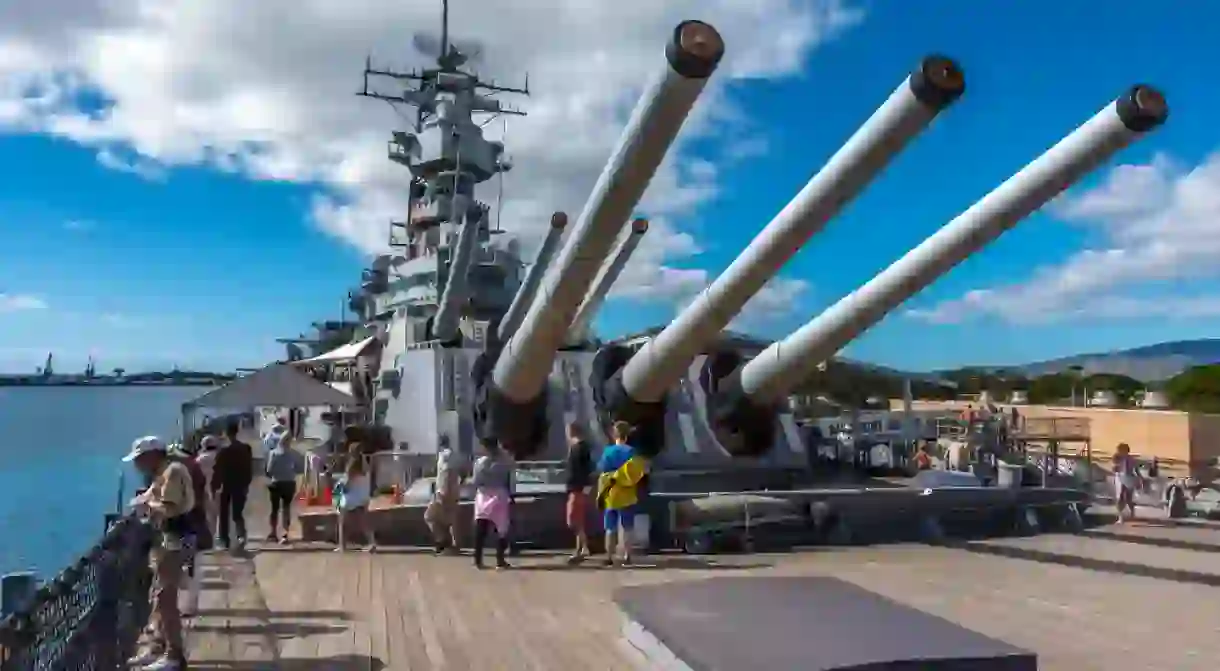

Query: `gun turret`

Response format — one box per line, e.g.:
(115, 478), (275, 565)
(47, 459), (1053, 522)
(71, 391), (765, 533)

(713, 85), (1168, 456)
(474, 21), (726, 459)
(567, 218), (650, 347)
(433, 203), (486, 343)
(497, 212), (568, 343)
(594, 56), (966, 456)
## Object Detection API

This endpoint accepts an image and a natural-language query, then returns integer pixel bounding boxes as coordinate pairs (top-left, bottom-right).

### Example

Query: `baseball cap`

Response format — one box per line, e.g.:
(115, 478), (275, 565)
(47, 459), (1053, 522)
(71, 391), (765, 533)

(122, 435), (168, 462)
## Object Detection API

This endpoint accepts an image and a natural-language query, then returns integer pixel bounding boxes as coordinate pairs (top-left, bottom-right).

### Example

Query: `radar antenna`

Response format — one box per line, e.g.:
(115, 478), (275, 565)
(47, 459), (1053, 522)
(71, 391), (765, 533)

(358, 0), (530, 119)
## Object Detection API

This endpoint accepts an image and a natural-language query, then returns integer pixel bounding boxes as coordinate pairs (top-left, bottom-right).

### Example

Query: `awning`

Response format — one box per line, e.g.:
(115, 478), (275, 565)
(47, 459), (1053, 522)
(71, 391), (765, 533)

(183, 364), (357, 410)
(292, 336), (377, 365)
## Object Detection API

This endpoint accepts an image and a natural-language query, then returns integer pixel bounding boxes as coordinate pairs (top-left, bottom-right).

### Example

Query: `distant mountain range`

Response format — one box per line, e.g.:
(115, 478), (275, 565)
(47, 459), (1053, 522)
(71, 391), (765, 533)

(959, 339), (1220, 382)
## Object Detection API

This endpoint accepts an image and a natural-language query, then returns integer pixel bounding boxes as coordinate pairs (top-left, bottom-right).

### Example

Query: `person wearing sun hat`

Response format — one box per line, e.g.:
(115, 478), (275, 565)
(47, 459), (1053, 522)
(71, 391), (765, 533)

(123, 436), (194, 671)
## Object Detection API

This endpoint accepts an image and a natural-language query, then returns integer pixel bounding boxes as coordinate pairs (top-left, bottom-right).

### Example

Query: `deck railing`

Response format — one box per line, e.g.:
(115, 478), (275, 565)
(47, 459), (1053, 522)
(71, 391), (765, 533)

(0, 514), (152, 671)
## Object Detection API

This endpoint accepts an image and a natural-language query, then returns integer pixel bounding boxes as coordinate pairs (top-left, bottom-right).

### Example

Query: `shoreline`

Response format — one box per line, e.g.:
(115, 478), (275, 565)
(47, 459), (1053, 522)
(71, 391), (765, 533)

(0, 381), (221, 388)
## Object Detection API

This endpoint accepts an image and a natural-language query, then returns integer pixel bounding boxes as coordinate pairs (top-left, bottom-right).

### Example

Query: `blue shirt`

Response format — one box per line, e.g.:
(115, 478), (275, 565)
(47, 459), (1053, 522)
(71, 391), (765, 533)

(598, 443), (633, 474)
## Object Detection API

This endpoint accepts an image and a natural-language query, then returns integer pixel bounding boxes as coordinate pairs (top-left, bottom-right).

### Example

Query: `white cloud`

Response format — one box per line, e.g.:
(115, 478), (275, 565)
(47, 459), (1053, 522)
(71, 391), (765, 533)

(96, 147), (165, 180)
(907, 151), (1220, 324)
(0, 293), (47, 312)
(731, 276), (812, 330)
(0, 0), (863, 305)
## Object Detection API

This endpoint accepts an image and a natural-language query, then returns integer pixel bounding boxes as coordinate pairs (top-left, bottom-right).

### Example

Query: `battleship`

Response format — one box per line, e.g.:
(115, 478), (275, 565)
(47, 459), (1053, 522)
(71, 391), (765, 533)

(285, 3), (1166, 490)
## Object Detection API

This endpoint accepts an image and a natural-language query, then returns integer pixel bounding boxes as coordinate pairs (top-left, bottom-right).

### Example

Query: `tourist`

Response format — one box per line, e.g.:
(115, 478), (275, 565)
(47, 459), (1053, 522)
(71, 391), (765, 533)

(195, 435), (221, 536)
(564, 422), (594, 565)
(472, 439), (514, 570)
(425, 436), (463, 555)
(168, 443), (213, 618)
(265, 433), (302, 544)
(913, 442), (933, 471)
(1113, 442), (1141, 523)
(124, 436), (195, 671)
(334, 446), (377, 552)
(597, 420), (649, 567)
(212, 422), (253, 551)
(261, 416), (289, 462)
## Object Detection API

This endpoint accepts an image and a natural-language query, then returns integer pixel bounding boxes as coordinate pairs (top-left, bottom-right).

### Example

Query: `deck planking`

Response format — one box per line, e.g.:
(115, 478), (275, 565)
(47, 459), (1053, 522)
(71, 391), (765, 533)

(187, 488), (1220, 670)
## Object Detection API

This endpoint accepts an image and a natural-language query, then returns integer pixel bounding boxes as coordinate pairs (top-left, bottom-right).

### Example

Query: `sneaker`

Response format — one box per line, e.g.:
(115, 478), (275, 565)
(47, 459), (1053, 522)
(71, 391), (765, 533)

(474, 561), (486, 570)
(265, 532), (278, 542)
(495, 561), (511, 570)
(279, 534), (290, 545)
(126, 649), (160, 666)
(139, 653), (182, 670)
(602, 557), (616, 567)
(566, 553), (586, 566)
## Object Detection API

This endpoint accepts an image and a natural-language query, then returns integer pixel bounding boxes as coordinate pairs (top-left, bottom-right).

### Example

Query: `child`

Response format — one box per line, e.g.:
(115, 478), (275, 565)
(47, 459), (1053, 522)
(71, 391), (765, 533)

(472, 439), (514, 570)
(334, 448), (376, 552)
(597, 421), (649, 567)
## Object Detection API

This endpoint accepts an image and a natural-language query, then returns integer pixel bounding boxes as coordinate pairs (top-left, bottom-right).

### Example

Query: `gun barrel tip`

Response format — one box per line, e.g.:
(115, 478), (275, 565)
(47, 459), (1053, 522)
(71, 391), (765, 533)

(667, 21), (725, 79)
(550, 212), (569, 229)
(1117, 85), (1168, 132)
(909, 54), (966, 108)
(630, 218), (650, 234)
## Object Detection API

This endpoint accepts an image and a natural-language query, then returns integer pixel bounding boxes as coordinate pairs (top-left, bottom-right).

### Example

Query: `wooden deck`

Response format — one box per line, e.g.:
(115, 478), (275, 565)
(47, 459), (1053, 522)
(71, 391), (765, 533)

(188, 485), (1220, 670)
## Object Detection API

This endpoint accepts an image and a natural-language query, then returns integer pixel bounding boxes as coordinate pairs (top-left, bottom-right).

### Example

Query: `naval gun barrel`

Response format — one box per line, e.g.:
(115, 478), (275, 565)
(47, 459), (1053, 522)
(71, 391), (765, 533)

(497, 212), (568, 343)
(433, 203), (485, 342)
(738, 86), (1169, 407)
(605, 57), (964, 435)
(477, 21), (725, 457)
(568, 218), (650, 346)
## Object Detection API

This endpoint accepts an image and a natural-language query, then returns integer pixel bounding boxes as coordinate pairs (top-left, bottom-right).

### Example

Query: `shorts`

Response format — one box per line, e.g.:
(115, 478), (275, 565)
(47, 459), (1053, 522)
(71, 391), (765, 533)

(603, 506), (636, 533)
(566, 491), (589, 531)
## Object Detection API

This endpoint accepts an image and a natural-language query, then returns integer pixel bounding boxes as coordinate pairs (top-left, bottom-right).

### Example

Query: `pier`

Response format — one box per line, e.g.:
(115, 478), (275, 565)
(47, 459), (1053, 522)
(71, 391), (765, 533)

(182, 478), (1220, 670)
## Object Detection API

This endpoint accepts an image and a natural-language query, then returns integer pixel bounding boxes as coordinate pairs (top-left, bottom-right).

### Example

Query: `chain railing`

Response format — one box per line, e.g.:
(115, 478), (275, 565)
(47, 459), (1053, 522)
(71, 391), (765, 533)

(0, 514), (152, 671)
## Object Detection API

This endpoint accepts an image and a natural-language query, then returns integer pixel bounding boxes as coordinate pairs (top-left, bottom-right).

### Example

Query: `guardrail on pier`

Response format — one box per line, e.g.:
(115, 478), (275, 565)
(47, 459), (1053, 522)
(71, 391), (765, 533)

(0, 514), (152, 671)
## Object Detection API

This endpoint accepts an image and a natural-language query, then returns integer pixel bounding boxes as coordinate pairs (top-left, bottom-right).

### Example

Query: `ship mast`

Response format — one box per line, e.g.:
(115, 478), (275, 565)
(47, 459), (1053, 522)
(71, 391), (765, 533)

(357, 0), (530, 344)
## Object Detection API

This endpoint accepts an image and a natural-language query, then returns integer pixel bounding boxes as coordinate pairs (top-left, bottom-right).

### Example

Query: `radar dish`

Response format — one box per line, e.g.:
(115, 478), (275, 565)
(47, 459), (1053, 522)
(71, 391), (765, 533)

(450, 39), (485, 64)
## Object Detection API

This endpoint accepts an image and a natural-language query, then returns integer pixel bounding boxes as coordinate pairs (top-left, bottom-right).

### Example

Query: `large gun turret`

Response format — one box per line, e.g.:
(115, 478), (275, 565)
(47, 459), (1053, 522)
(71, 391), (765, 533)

(567, 218), (650, 347)
(473, 21), (726, 458)
(713, 86), (1168, 456)
(592, 56), (966, 456)
(497, 212), (568, 343)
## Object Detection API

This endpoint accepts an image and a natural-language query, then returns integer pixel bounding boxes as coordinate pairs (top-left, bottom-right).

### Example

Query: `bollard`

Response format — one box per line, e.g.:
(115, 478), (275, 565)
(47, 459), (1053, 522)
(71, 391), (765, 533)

(1, 572), (38, 617)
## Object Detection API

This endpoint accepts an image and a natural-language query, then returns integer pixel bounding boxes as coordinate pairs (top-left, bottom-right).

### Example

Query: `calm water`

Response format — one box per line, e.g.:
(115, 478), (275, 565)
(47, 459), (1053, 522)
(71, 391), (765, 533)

(0, 386), (209, 578)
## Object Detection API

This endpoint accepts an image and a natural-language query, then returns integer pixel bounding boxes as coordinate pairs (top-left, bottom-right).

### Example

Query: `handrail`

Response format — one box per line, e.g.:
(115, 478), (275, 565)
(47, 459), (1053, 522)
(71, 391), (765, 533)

(0, 514), (152, 671)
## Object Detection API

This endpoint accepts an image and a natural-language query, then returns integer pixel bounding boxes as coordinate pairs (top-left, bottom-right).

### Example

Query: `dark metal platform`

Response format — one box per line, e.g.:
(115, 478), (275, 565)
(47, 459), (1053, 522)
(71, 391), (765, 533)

(616, 576), (1037, 671)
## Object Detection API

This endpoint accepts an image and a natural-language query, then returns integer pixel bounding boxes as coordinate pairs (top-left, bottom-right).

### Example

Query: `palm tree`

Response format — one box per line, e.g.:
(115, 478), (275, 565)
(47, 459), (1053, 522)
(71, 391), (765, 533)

(1067, 365), (1084, 406)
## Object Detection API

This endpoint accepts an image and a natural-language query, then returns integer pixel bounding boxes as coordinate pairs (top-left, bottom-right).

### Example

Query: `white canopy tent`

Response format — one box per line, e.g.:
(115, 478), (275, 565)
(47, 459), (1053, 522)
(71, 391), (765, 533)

(291, 336), (377, 366)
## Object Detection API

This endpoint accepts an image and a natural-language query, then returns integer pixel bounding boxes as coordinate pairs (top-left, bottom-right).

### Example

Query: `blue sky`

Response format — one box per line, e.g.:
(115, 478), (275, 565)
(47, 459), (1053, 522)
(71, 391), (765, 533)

(0, 0), (1215, 374)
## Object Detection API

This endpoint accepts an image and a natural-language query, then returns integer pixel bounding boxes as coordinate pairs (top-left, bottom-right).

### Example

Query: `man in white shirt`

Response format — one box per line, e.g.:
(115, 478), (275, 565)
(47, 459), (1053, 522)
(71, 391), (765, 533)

(260, 417), (289, 461)
(425, 437), (463, 555)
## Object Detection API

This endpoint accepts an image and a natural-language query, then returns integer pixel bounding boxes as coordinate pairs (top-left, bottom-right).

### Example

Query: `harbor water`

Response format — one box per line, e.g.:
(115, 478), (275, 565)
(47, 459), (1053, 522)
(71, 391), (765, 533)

(0, 386), (208, 578)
